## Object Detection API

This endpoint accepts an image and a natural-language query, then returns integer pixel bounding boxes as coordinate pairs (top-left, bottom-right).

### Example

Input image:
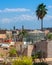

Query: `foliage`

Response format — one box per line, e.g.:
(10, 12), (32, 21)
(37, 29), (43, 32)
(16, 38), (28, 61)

(32, 51), (42, 60)
(33, 62), (48, 65)
(18, 29), (28, 41)
(36, 3), (47, 20)
(12, 56), (32, 65)
(46, 33), (52, 40)
(36, 51), (42, 59)
(36, 3), (47, 30)
(9, 47), (17, 57)
(32, 51), (46, 62)
(32, 54), (38, 59)
(0, 53), (4, 57)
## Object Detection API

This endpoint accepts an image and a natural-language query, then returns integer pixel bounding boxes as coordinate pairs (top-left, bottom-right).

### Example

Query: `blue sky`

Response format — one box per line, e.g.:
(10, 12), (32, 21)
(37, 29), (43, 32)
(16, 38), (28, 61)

(0, 0), (52, 30)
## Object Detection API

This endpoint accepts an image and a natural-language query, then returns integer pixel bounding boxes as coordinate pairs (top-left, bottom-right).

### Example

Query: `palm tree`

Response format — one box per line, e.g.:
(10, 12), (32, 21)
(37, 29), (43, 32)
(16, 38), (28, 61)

(36, 3), (47, 31)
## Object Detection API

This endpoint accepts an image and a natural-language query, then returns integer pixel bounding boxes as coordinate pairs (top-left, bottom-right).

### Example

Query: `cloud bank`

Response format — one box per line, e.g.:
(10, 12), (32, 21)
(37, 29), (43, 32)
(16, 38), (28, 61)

(1, 14), (52, 23)
(0, 8), (30, 12)
(0, 14), (36, 23)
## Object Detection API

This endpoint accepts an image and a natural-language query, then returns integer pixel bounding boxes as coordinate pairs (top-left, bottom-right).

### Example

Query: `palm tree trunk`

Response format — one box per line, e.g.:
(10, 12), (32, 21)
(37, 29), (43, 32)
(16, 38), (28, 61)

(41, 19), (43, 31)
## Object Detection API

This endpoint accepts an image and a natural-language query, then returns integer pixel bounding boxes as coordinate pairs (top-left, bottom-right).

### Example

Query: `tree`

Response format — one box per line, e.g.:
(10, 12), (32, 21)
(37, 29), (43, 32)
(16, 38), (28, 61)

(18, 25), (28, 41)
(46, 33), (52, 40)
(36, 3), (47, 31)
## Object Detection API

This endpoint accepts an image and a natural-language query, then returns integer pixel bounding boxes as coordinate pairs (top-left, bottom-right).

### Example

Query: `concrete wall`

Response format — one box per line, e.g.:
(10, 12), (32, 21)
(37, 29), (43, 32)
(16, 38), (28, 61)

(26, 40), (48, 57)
(47, 40), (52, 58)
(15, 40), (52, 58)
(35, 40), (47, 58)
(27, 45), (34, 57)
(26, 40), (52, 58)
(18, 40), (48, 57)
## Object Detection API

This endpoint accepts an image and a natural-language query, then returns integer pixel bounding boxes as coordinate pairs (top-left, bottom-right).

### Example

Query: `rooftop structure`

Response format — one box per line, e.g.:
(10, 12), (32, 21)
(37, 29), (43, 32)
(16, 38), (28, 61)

(23, 30), (45, 45)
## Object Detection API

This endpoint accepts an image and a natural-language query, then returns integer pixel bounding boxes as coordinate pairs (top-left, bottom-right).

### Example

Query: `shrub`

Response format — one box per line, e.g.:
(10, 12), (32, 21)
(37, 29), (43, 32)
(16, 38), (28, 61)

(12, 56), (32, 65)
(33, 62), (48, 65)
(9, 47), (17, 57)
(32, 51), (46, 62)
(32, 54), (38, 60)
(32, 51), (42, 60)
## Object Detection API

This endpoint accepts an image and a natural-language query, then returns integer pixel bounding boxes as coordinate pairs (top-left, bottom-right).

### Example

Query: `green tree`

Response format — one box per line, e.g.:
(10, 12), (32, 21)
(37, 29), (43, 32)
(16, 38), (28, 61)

(18, 25), (28, 41)
(9, 47), (17, 57)
(46, 33), (52, 40)
(36, 3), (47, 31)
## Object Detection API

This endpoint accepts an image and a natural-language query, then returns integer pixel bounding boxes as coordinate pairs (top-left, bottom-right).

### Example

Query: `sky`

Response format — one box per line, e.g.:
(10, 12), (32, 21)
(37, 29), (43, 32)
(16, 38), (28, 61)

(0, 0), (52, 30)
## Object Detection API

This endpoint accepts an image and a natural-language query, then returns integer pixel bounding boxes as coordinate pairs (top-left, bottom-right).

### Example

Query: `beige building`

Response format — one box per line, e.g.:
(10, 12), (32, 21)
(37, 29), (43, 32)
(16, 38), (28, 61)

(6, 30), (12, 40)
(0, 34), (6, 39)
(0, 30), (6, 42)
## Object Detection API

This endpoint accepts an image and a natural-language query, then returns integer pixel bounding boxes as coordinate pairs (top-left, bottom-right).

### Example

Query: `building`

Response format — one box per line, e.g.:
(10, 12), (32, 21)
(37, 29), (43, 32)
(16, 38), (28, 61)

(0, 30), (6, 42)
(23, 30), (45, 45)
(44, 28), (52, 32)
(6, 30), (12, 40)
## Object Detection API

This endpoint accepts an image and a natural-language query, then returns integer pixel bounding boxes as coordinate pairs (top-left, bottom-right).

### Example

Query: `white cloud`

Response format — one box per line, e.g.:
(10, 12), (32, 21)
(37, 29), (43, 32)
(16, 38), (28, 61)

(1, 18), (11, 23)
(0, 14), (36, 23)
(48, 5), (52, 8)
(45, 15), (52, 19)
(1, 14), (52, 23)
(0, 8), (30, 13)
(13, 14), (36, 21)
(0, 10), (2, 12)
(44, 15), (52, 22)
(47, 15), (52, 18)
